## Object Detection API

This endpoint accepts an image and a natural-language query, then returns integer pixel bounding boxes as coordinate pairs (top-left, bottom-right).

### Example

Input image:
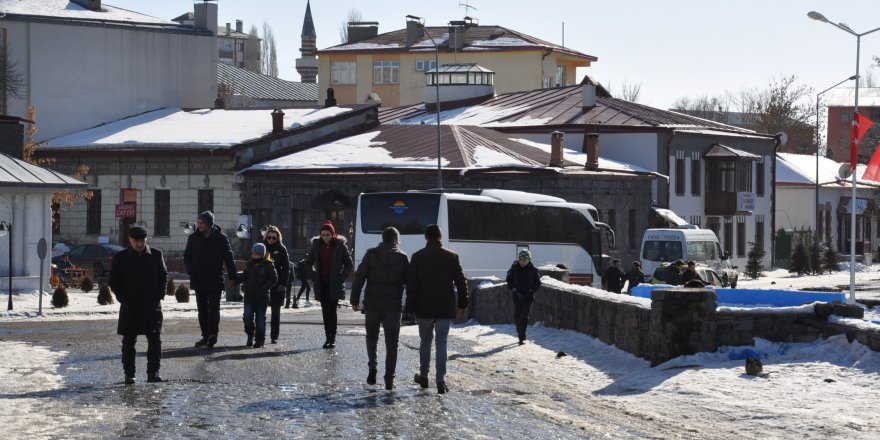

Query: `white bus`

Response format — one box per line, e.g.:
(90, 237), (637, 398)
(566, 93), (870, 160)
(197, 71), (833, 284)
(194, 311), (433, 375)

(354, 189), (615, 287)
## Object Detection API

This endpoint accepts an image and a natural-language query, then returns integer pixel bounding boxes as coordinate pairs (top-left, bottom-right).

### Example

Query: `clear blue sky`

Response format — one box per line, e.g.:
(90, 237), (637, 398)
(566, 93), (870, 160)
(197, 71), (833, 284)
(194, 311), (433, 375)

(107, 0), (880, 109)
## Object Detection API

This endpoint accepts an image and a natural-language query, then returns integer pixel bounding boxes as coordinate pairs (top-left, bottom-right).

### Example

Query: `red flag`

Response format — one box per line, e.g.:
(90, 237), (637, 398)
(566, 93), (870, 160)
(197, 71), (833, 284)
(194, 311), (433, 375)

(851, 111), (875, 171)
(864, 143), (880, 182)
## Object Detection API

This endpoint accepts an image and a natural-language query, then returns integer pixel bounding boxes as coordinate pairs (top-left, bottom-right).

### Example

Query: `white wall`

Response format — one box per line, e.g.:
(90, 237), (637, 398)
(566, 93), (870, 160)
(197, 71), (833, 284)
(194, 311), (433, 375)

(4, 20), (216, 141)
(0, 190), (55, 292)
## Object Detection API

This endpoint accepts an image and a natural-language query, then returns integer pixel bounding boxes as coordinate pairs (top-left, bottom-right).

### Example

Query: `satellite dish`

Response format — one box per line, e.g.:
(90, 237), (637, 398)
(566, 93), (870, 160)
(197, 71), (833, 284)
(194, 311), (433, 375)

(839, 163), (852, 179)
(776, 132), (789, 147)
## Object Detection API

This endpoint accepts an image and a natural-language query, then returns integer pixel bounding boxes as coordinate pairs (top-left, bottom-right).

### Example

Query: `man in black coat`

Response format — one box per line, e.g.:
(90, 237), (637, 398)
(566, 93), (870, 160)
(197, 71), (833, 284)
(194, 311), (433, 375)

(406, 224), (468, 394)
(183, 211), (238, 348)
(602, 259), (626, 293)
(351, 227), (409, 391)
(109, 226), (168, 384)
(506, 249), (541, 345)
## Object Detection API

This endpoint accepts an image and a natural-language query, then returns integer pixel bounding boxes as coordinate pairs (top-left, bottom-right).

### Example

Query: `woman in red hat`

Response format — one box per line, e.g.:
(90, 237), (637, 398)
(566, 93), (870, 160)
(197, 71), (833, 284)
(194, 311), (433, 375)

(302, 220), (353, 348)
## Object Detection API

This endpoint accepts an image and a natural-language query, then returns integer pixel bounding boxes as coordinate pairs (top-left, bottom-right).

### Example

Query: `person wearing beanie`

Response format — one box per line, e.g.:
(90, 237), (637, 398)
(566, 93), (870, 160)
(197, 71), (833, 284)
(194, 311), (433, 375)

(303, 219), (353, 349)
(506, 249), (541, 345)
(261, 225), (290, 344)
(236, 242), (277, 348)
(184, 210), (238, 348)
(626, 260), (644, 294)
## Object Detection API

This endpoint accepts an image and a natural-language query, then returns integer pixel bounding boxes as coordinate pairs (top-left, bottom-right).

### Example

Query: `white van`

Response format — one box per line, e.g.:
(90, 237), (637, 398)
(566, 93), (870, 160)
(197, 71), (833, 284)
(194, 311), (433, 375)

(639, 228), (723, 281)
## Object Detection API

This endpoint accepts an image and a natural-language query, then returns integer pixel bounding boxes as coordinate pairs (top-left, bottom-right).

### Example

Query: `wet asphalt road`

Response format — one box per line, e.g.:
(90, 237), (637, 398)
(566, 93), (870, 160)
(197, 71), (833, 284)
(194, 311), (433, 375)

(1, 307), (612, 439)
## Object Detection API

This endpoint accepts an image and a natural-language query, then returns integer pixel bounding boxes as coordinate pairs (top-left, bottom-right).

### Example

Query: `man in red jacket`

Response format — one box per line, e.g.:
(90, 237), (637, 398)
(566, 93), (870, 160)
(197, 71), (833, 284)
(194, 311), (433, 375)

(406, 224), (468, 394)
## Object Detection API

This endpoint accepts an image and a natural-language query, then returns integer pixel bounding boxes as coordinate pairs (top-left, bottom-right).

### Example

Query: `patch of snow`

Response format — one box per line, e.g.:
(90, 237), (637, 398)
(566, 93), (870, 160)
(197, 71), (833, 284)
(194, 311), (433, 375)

(0, 0), (176, 25)
(508, 137), (655, 173)
(469, 37), (533, 47)
(322, 42), (401, 51)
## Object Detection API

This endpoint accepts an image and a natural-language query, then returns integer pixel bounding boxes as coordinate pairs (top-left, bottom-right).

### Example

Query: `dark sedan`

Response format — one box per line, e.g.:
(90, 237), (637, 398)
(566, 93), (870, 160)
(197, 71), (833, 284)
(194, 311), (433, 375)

(52, 243), (125, 277)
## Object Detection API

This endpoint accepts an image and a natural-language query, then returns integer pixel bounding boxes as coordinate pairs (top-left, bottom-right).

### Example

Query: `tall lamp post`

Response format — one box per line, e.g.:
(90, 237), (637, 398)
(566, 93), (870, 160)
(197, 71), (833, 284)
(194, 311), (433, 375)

(0, 221), (11, 311)
(815, 76), (858, 242)
(413, 15), (443, 189)
(808, 11), (880, 303)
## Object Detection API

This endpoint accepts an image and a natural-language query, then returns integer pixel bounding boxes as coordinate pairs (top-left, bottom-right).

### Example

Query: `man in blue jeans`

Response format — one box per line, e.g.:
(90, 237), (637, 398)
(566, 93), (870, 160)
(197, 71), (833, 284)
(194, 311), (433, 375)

(406, 224), (468, 394)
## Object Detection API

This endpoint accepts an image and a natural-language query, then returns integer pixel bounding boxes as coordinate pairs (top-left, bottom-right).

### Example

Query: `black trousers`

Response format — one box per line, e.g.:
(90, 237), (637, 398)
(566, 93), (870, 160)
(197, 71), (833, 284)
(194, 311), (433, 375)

(270, 293), (284, 341)
(196, 289), (222, 338)
(513, 300), (533, 340)
(122, 332), (161, 376)
(320, 297), (338, 337)
(365, 311), (401, 380)
(296, 280), (311, 302)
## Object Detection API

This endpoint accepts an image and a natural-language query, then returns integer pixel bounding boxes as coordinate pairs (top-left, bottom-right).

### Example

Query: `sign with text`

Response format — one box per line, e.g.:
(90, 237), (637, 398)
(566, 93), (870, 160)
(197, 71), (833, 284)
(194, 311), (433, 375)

(115, 203), (136, 218)
(737, 192), (755, 212)
(123, 188), (138, 203)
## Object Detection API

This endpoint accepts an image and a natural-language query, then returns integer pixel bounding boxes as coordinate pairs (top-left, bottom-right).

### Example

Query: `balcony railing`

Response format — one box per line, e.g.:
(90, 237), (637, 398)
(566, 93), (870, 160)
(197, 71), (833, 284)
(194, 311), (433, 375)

(705, 192), (737, 216)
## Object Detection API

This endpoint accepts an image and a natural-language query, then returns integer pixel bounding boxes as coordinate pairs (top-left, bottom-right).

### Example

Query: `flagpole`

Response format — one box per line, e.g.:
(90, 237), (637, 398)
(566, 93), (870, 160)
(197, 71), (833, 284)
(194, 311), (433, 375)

(850, 35), (860, 304)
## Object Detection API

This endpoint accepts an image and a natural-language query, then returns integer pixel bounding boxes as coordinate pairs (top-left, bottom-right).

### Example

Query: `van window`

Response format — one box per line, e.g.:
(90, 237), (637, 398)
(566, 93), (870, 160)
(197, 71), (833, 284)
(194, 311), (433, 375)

(687, 240), (719, 261)
(642, 240), (683, 262)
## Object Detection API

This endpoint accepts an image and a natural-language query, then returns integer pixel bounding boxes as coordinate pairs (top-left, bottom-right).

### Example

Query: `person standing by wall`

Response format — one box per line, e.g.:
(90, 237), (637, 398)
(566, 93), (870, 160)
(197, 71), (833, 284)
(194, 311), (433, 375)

(350, 227), (409, 390)
(109, 226), (168, 384)
(506, 250), (541, 345)
(406, 224), (468, 394)
(184, 211), (238, 348)
(625, 260), (644, 294)
(262, 226), (290, 344)
(602, 259), (626, 293)
(237, 243), (278, 348)
(303, 220), (353, 349)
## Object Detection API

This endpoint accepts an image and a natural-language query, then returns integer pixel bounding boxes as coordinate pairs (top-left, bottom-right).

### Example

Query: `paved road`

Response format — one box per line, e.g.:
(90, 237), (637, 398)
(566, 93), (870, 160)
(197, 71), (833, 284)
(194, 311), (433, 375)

(1, 306), (658, 439)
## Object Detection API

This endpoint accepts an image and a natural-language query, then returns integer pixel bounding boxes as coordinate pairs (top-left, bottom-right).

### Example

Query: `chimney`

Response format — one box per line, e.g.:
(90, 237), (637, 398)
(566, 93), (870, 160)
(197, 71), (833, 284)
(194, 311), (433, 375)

(347, 22), (379, 43)
(325, 88), (337, 108)
(225, 23), (231, 36)
(236, 19), (243, 33)
(406, 15), (425, 47)
(71, 0), (101, 11)
(194, 1), (218, 34)
(448, 20), (467, 50)
(582, 84), (596, 109)
(583, 131), (599, 171)
(0, 118), (25, 159)
(549, 131), (564, 167)
(271, 108), (285, 135)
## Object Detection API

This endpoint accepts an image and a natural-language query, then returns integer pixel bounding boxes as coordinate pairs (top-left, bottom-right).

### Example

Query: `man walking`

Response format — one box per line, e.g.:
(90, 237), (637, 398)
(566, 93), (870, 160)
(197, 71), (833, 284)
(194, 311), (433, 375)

(602, 259), (626, 293)
(406, 224), (468, 394)
(184, 211), (238, 348)
(351, 227), (409, 391)
(109, 225), (168, 384)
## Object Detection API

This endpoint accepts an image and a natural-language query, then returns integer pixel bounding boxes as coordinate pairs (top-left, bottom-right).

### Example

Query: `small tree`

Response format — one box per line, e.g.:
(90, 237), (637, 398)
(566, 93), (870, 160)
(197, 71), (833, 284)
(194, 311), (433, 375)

(79, 276), (94, 293)
(823, 241), (841, 272)
(52, 286), (69, 308)
(166, 278), (176, 297)
(745, 241), (766, 279)
(789, 243), (810, 275)
(809, 239), (823, 275)
(97, 283), (114, 305)
(175, 283), (191, 303)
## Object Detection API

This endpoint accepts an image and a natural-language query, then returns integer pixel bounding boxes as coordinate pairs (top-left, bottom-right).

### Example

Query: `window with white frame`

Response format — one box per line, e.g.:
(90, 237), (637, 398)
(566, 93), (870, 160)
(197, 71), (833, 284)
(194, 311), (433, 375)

(416, 59), (436, 71)
(373, 61), (400, 84)
(331, 62), (357, 85)
(555, 65), (565, 87)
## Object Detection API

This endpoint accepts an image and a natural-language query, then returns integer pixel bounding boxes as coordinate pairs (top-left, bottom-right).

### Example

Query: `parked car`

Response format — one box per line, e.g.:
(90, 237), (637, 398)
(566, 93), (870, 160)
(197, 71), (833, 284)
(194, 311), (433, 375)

(714, 258), (739, 288)
(51, 243), (124, 277)
(649, 264), (724, 287)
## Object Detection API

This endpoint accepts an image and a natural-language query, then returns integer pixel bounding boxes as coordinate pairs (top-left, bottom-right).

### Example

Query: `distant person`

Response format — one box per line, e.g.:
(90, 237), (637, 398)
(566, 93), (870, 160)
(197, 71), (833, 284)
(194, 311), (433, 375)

(350, 227), (409, 390)
(303, 220), (353, 349)
(406, 224), (468, 394)
(291, 258), (312, 308)
(506, 250), (541, 345)
(184, 211), (238, 348)
(668, 259), (685, 286)
(56, 253), (78, 287)
(109, 226), (168, 384)
(237, 243), (278, 348)
(262, 226), (289, 344)
(602, 259), (626, 293)
(626, 261), (644, 294)
(682, 261), (700, 284)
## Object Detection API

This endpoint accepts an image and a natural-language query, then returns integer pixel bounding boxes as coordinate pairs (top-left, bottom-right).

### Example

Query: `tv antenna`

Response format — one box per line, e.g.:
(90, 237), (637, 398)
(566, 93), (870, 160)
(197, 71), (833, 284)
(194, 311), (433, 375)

(459, 0), (477, 15)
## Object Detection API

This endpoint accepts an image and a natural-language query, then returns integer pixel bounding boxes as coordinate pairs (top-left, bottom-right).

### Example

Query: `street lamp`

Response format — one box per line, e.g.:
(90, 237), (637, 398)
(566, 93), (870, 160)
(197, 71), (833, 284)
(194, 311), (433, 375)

(815, 75), (858, 244)
(0, 221), (11, 311)
(235, 224), (268, 240)
(412, 15), (443, 189)
(808, 11), (880, 303)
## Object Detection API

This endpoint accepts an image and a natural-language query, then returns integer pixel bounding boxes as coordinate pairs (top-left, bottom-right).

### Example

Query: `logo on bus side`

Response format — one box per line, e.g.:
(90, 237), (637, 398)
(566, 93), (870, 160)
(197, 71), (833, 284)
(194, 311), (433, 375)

(390, 200), (409, 214)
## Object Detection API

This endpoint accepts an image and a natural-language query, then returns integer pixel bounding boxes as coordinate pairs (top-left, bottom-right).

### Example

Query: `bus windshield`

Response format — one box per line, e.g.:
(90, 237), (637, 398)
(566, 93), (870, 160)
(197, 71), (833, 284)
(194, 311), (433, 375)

(359, 193), (440, 234)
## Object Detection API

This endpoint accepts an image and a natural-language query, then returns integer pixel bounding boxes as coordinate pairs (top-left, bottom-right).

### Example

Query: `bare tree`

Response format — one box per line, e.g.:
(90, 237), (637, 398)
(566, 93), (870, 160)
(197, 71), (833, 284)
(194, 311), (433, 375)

(244, 24), (261, 73)
(618, 81), (643, 103)
(338, 9), (363, 43)
(260, 22), (278, 77)
(0, 51), (24, 114)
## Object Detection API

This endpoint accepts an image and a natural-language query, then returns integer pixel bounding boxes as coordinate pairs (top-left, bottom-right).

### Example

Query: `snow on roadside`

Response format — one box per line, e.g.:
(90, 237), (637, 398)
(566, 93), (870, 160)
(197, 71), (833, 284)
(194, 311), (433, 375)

(737, 263), (880, 301)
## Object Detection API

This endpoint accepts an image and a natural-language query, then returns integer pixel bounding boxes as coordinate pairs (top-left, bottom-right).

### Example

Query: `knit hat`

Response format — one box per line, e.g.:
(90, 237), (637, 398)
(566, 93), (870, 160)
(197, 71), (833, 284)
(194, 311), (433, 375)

(251, 243), (266, 257)
(518, 249), (531, 261)
(320, 220), (335, 236)
(198, 211), (215, 226)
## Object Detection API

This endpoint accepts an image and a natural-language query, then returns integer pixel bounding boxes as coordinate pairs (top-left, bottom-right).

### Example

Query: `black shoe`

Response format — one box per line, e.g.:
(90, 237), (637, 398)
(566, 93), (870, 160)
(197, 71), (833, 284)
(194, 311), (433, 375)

(270, 339), (277, 344)
(413, 374), (429, 389)
(292, 303), (299, 309)
(147, 373), (163, 383)
(322, 335), (336, 349)
(253, 341), (264, 348)
(518, 339), (525, 346)
(124, 375), (135, 385)
(437, 382), (448, 394)
(195, 337), (209, 347)
(385, 379), (394, 391)
(206, 335), (217, 348)
(246, 337), (253, 347)
(367, 369), (377, 385)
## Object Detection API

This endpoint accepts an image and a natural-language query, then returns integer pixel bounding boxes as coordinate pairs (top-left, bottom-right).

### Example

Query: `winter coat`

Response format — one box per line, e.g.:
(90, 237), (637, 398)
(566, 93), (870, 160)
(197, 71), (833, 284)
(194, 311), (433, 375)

(405, 241), (468, 319)
(294, 258), (311, 282)
(303, 235), (353, 301)
(682, 269), (700, 285)
(264, 240), (290, 306)
(350, 242), (409, 313)
(237, 256), (278, 302)
(603, 266), (626, 293)
(626, 268), (644, 293)
(109, 246), (168, 336)
(506, 261), (542, 304)
(183, 224), (238, 292)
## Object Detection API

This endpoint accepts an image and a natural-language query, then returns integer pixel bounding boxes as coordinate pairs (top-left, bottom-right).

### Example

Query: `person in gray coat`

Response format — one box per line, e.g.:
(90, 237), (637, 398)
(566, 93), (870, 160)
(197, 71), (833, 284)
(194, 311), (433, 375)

(351, 227), (409, 390)
(302, 220), (353, 349)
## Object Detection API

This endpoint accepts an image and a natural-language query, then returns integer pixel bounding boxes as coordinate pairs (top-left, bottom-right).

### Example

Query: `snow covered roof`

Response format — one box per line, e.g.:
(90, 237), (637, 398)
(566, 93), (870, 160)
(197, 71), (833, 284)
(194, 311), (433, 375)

(776, 152), (880, 188)
(217, 63), (317, 103)
(825, 87), (880, 108)
(0, 152), (86, 189)
(0, 0), (177, 26)
(43, 107), (359, 150)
